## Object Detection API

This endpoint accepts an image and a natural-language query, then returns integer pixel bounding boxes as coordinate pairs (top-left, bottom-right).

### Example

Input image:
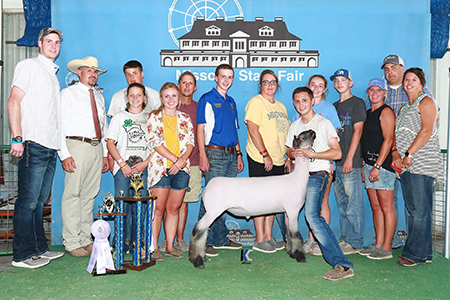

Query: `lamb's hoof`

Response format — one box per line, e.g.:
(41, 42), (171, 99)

(202, 255), (207, 263)
(191, 255), (205, 269)
(290, 250), (307, 263)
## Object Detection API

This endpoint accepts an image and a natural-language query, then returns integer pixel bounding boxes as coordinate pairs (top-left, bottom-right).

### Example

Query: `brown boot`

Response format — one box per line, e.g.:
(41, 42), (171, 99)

(65, 247), (90, 257)
(83, 243), (94, 253)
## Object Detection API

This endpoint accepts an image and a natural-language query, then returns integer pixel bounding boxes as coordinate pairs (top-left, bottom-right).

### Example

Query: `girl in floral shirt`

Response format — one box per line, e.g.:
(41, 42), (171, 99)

(147, 82), (194, 261)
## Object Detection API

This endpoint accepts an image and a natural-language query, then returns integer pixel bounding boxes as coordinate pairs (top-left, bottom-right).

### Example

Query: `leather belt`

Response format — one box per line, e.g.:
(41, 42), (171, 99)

(206, 145), (236, 153)
(66, 136), (100, 146)
(309, 170), (329, 176)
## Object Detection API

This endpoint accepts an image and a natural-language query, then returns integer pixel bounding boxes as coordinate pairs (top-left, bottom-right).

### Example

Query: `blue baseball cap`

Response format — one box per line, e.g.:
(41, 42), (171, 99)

(330, 69), (352, 81)
(367, 78), (387, 90)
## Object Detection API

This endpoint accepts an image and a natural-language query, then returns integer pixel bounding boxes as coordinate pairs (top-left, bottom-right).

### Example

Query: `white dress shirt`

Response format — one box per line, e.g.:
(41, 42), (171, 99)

(58, 81), (108, 161)
(11, 54), (61, 150)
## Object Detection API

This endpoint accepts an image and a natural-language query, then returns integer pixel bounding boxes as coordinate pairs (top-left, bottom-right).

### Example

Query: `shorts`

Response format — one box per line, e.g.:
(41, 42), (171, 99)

(151, 170), (190, 191)
(364, 162), (395, 190)
(183, 166), (202, 203)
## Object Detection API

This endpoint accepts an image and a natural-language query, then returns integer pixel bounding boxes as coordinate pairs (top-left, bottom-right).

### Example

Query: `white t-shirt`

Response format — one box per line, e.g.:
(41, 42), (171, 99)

(285, 114), (339, 173)
(105, 110), (150, 175)
(107, 86), (160, 118)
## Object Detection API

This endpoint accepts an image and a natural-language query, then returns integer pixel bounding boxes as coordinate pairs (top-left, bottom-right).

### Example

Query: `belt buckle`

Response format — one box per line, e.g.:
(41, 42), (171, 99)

(90, 138), (100, 146)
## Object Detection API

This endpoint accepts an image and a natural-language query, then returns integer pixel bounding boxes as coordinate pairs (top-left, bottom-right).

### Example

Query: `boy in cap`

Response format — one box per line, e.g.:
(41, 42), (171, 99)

(8, 27), (65, 268)
(331, 69), (366, 255)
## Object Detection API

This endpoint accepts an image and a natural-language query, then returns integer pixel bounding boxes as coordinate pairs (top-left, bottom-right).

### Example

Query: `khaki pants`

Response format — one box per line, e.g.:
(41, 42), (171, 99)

(61, 139), (102, 251)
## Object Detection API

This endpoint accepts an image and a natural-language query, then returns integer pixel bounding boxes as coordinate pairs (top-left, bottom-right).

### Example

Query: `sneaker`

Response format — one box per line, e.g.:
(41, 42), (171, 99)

(205, 246), (219, 257)
(310, 241), (322, 256)
(359, 245), (380, 256)
(397, 255), (417, 267)
(303, 238), (315, 253)
(12, 256), (50, 269)
(268, 237), (285, 250)
(368, 248), (393, 260)
(160, 240), (167, 253)
(339, 241), (361, 255)
(323, 266), (354, 281)
(174, 240), (189, 252)
(252, 239), (277, 253)
(165, 248), (184, 259)
(65, 247), (90, 257)
(152, 251), (164, 262)
(213, 240), (243, 250)
(391, 233), (404, 249)
(40, 249), (64, 260)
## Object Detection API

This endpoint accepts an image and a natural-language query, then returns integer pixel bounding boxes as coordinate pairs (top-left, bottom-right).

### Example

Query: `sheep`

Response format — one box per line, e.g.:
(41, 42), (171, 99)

(189, 129), (316, 269)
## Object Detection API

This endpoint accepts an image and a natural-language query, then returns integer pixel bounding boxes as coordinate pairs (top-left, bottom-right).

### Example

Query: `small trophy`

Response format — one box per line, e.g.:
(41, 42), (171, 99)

(103, 192), (115, 213)
(130, 173), (144, 199)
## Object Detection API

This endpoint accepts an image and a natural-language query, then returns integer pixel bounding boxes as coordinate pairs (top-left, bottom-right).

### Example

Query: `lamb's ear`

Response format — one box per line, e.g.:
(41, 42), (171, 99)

(292, 134), (300, 149)
(310, 130), (316, 141)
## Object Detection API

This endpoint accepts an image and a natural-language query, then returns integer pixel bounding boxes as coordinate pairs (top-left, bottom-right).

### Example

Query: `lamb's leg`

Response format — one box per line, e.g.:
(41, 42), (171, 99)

(286, 211), (306, 263)
(189, 219), (208, 269)
(285, 213), (292, 254)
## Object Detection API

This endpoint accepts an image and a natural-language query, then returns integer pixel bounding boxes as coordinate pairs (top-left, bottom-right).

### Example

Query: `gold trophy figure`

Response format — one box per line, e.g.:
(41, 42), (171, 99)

(130, 173), (144, 199)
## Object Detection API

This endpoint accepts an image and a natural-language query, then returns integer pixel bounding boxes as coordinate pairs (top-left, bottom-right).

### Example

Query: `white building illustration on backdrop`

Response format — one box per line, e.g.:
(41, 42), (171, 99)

(160, 17), (319, 69)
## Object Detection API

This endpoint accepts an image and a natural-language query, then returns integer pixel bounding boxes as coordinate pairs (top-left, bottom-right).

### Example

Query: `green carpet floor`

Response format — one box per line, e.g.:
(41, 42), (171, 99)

(1, 246), (449, 299)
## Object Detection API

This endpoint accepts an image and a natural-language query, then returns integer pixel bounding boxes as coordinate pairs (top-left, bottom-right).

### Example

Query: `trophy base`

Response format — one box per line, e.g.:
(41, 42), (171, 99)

(122, 259), (156, 271)
(91, 268), (127, 276)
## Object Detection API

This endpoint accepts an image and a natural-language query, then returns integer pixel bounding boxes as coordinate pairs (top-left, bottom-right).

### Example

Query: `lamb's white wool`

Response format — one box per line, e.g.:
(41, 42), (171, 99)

(189, 130), (316, 269)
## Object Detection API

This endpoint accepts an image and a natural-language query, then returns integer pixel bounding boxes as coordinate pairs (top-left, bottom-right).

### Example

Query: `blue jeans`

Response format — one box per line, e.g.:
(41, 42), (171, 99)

(399, 171), (434, 264)
(392, 178), (406, 248)
(13, 141), (56, 262)
(334, 167), (364, 249)
(198, 148), (237, 247)
(114, 164), (148, 250)
(304, 173), (353, 269)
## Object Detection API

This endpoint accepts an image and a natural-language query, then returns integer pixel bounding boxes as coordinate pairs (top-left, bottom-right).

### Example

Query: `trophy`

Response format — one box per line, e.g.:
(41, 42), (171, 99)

(103, 192), (116, 213)
(130, 173), (144, 199)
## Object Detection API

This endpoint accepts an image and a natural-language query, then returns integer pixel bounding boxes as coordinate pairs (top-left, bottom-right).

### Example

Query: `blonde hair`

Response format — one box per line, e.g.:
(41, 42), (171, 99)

(151, 82), (181, 115)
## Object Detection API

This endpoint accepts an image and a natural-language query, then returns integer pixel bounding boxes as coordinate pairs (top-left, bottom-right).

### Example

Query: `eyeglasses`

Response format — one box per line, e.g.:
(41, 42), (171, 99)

(261, 80), (278, 86)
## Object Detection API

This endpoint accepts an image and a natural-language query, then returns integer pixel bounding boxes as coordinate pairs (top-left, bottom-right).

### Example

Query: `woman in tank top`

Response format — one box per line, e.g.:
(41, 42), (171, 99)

(360, 78), (396, 260)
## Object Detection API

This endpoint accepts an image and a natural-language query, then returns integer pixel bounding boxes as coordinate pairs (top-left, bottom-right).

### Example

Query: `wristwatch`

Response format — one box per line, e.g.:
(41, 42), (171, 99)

(12, 136), (23, 143)
(405, 150), (413, 158)
(374, 163), (381, 170)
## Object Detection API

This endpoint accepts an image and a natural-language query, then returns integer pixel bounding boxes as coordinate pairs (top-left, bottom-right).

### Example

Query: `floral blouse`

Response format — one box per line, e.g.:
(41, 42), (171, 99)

(147, 110), (195, 187)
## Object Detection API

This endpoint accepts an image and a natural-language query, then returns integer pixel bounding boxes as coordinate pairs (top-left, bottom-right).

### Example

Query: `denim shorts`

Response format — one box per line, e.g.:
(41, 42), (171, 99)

(364, 162), (395, 190)
(151, 170), (190, 191)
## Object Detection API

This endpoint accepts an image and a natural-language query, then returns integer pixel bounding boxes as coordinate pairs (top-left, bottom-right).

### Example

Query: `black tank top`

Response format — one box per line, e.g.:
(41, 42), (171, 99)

(361, 104), (394, 172)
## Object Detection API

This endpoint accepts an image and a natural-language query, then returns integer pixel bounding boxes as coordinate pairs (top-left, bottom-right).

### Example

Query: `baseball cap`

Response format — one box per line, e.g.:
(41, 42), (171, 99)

(381, 54), (404, 69)
(367, 78), (387, 90)
(330, 69), (352, 81)
(38, 27), (63, 41)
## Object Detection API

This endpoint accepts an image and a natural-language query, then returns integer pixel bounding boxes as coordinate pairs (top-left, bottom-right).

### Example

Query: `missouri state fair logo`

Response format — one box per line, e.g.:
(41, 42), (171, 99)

(162, 0), (320, 82)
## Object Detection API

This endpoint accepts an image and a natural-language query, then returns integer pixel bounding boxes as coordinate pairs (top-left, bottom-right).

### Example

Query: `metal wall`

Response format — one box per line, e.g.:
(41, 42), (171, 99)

(1, 11), (39, 145)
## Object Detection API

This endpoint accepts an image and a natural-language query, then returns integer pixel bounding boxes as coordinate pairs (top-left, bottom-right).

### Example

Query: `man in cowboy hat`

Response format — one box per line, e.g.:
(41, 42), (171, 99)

(58, 56), (109, 257)
(8, 27), (65, 269)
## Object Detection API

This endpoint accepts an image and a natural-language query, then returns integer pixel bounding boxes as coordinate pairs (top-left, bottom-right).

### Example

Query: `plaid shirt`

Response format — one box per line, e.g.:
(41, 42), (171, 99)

(387, 85), (433, 116)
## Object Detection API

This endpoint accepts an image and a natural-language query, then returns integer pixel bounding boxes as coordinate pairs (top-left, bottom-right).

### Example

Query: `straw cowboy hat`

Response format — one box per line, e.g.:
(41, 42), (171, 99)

(67, 56), (107, 74)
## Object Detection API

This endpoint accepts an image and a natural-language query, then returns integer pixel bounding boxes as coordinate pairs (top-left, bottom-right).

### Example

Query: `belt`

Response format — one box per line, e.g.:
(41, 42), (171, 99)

(309, 170), (329, 176)
(66, 136), (100, 146)
(206, 145), (236, 153)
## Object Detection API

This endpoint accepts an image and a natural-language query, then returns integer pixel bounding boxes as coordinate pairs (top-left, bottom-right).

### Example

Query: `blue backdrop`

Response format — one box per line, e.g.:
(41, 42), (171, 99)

(50, 0), (430, 246)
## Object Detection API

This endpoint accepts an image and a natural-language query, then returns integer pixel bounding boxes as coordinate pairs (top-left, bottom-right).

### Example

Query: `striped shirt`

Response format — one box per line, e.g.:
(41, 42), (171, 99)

(395, 93), (444, 183)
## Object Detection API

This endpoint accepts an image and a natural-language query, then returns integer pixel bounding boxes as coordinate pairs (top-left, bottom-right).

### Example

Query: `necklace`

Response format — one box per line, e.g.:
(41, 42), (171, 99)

(163, 111), (179, 153)
(163, 111), (178, 130)
(395, 92), (423, 136)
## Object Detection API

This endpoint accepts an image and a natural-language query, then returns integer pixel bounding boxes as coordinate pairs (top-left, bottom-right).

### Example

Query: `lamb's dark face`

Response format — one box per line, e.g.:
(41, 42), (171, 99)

(293, 130), (316, 149)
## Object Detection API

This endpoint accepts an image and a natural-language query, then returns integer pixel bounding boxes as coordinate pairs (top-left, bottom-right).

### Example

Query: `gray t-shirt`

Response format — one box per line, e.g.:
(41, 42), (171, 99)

(333, 96), (366, 168)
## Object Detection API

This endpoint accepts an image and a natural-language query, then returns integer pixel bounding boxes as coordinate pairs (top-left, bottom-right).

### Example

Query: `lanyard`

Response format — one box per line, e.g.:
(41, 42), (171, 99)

(395, 92), (423, 136)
